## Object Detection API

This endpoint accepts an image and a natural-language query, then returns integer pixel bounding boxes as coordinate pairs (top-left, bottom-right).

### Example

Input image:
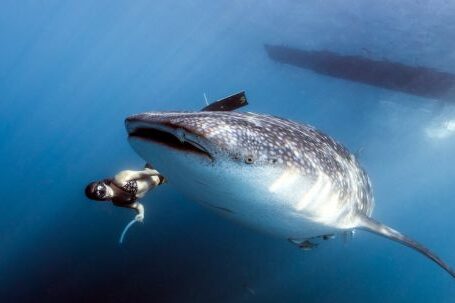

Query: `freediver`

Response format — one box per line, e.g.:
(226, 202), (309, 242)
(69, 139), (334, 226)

(85, 164), (166, 222)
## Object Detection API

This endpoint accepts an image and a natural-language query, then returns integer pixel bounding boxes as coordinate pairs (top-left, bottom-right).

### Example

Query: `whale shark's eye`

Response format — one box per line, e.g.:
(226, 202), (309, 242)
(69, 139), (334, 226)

(245, 155), (255, 164)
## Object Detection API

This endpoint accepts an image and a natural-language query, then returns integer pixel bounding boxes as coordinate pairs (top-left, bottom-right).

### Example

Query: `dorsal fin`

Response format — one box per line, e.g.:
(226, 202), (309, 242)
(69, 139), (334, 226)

(201, 91), (248, 111)
(358, 214), (455, 278)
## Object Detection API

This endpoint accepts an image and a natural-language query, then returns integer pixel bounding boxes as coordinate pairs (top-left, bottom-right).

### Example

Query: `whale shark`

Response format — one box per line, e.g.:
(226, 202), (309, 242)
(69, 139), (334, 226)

(265, 44), (455, 101)
(125, 109), (455, 278)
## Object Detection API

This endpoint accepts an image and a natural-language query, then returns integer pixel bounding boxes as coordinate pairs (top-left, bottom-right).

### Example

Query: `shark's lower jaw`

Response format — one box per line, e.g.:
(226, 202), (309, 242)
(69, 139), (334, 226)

(128, 126), (212, 160)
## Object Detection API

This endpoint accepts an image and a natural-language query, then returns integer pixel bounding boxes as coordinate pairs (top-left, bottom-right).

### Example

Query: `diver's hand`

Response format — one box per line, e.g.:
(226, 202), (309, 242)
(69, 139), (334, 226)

(135, 213), (144, 223)
(130, 202), (144, 222)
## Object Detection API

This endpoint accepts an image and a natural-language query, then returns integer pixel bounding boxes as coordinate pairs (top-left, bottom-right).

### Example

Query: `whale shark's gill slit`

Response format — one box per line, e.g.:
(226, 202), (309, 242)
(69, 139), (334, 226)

(129, 128), (212, 159)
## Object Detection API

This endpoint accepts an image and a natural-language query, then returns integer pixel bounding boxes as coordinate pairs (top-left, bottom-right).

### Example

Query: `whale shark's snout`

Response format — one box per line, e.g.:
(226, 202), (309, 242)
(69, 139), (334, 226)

(126, 112), (216, 161)
(125, 111), (285, 166)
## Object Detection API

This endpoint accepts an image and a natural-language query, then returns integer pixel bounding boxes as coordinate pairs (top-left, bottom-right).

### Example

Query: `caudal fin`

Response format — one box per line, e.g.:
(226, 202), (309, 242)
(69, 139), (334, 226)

(358, 214), (455, 279)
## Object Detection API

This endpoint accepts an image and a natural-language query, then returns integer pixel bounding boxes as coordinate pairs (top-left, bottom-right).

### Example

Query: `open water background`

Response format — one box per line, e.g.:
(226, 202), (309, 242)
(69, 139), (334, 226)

(1, 1), (455, 302)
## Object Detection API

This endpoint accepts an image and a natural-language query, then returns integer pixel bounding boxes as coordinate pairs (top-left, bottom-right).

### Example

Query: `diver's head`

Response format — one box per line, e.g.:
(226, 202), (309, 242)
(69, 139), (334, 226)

(85, 180), (112, 201)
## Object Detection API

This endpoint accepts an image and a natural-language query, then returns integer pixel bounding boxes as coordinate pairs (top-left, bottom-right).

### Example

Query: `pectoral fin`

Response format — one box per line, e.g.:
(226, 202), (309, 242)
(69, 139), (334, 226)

(288, 238), (318, 250)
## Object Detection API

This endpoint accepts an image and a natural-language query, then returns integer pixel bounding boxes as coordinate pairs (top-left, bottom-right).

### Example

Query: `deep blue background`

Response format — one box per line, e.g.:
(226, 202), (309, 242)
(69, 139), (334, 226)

(1, 1), (455, 302)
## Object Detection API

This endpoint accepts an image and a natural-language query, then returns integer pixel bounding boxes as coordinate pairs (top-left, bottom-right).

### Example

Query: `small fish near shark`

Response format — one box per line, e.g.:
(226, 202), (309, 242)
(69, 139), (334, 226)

(125, 92), (455, 278)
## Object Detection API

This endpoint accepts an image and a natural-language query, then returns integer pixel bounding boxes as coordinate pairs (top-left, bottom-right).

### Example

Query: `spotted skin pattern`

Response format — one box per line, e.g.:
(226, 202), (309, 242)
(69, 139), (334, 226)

(128, 111), (374, 226)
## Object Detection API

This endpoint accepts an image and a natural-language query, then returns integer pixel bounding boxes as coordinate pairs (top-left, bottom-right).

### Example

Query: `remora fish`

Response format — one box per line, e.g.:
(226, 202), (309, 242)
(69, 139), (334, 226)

(125, 110), (455, 278)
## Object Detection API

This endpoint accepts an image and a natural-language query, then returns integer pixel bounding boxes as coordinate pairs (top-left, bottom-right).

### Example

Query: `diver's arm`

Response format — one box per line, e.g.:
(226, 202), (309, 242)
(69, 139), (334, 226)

(114, 169), (160, 184)
(112, 199), (145, 222)
(131, 202), (144, 222)
(119, 201), (144, 222)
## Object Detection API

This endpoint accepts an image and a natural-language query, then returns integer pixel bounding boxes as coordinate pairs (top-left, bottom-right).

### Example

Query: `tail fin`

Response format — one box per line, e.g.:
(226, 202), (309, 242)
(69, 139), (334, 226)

(358, 214), (455, 278)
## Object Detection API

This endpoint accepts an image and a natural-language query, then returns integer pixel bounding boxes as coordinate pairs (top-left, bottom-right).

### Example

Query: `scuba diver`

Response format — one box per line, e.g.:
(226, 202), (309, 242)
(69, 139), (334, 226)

(85, 164), (166, 222)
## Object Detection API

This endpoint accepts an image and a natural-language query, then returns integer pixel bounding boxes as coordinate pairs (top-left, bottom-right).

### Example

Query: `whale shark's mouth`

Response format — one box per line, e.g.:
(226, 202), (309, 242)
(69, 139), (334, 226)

(129, 127), (212, 160)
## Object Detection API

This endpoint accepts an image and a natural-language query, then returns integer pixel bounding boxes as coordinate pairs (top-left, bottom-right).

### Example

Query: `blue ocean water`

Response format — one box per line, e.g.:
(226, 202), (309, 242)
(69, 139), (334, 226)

(1, 1), (455, 302)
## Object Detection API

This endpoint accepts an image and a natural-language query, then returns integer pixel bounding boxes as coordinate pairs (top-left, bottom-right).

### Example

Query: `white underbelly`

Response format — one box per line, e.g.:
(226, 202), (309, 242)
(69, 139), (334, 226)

(162, 162), (342, 239)
(177, 176), (340, 239)
(130, 140), (354, 239)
